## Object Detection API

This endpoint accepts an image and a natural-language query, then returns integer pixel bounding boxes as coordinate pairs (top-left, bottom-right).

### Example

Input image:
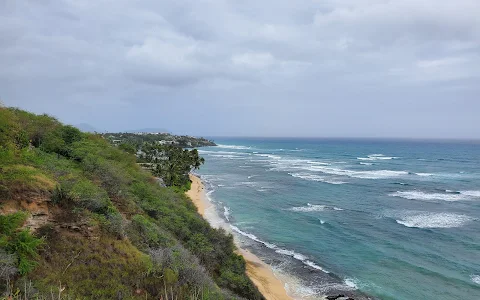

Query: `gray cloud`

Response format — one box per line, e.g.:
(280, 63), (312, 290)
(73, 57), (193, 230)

(1, 0), (479, 138)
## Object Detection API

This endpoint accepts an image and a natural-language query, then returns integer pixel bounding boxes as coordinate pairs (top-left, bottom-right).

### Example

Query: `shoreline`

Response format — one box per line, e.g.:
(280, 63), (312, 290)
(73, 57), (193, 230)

(186, 174), (293, 300)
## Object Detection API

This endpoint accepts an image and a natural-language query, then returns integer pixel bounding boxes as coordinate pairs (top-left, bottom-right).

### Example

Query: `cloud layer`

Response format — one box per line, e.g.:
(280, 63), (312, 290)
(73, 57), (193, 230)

(1, 0), (479, 137)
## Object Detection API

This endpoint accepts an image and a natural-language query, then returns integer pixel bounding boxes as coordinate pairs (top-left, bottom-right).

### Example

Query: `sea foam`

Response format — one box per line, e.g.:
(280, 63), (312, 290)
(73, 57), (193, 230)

(289, 203), (343, 212)
(344, 278), (359, 289)
(289, 173), (346, 185)
(390, 191), (480, 202)
(223, 206), (231, 221)
(395, 212), (473, 228)
(230, 225), (330, 273)
(216, 144), (252, 150)
(471, 275), (480, 285)
(309, 167), (408, 180)
(357, 154), (399, 161)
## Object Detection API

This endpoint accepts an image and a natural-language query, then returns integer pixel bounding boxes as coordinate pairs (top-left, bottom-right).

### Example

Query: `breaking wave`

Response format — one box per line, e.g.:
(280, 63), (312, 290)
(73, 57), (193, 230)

(223, 206), (231, 221)
(395, 212), (474, 228)
(216, 144), (252, 150)
(289, 173), (347, 185)
(357, 154), (399, 161)
(230, 225), (330, 273)
(289, 203), (343, 212)
(389, 190), (480, 202)
(308, 167), (408, 179)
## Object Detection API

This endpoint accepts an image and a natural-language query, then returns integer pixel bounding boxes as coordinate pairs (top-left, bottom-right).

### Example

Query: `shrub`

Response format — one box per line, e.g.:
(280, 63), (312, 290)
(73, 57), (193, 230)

(148, 246), (216, 296)
(103, 212), (125, 239)
(128, 215), (174, 250)
(0, 213), (43, 275)
(69, 179), (110, 214)
(11, 230), (43, 275)
(50, 185), (72, 205)
(0, 212), (27, 236)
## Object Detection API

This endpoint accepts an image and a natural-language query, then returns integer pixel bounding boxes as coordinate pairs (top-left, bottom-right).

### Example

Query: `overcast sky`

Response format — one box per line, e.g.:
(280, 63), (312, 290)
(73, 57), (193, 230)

(1, 0), (479, 138)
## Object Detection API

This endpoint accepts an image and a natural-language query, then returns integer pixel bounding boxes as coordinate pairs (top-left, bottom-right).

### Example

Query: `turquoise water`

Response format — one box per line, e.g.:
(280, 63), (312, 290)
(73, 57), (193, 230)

(196, 138), (480, 300)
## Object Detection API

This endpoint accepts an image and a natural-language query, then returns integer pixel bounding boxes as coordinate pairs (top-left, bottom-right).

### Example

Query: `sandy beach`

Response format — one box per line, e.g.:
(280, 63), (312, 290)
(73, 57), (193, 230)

(186, 174), (293, 300)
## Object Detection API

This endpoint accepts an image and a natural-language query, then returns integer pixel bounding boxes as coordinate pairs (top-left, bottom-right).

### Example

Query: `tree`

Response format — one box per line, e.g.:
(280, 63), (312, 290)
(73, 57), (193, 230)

(141, 143), (205, 188)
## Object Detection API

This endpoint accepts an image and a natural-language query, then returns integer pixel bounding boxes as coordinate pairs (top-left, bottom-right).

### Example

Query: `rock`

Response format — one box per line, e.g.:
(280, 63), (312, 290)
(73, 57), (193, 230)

(69, 225), (81, 231)
(155, 177), (166, 187)
(326, 295), (345, 300)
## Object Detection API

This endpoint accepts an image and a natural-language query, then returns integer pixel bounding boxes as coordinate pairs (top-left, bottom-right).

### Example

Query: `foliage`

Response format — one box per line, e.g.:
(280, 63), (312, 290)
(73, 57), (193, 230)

(118, 142), (137, 154)
(0, 107), (262, 300)
(103, 132), (216, 148)
(139, 144), (205, 189)
(0, 213), (43, 276)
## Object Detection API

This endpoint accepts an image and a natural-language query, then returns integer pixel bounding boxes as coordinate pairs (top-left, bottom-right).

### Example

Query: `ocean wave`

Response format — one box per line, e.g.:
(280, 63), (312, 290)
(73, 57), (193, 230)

(230, 225), (330, 273)
(268, 155), (428, 180)
(357, 154), (399, 161)
(230, 225), (278, 249)
(319, 219), (326, 224)
(389, 190), (480, 202)
(307, 167), (408, 179)
(395, 212), (474, 228)
(223, 206), (231, 222)
(198, 150), (249, 155)
(209, 154), (245, 159)
(415, 172), (434, 177)
(234, 181), (267, 188)
(216, 144), (252, 150)
(471, 275), (480, 285)
(289, 173), (347, 185)
(303, 260), (330, 273)
(461, 190), (480, 197)
(289, 203), (343, 212)
(344, 278), (359, 289)
(359, 162), (374, 165)
(255, 153), (282, 160)
(276, 249), (307, 261)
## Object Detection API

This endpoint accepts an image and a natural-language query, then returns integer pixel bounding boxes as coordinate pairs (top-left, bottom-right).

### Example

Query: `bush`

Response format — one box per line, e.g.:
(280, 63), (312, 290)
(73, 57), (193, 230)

(148, 246), (216, 296)
(0, 213), (43, 275)
(69, 179), (110, 214)
(50, 185), (72, 205)
(0, 212), (27, 236)
(128, 215), (174, 250)
(101, 211), (125, 239)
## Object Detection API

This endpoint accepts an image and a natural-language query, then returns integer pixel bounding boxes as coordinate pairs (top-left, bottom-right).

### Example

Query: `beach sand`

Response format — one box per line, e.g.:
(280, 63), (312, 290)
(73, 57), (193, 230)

(187, 174), (293, 300)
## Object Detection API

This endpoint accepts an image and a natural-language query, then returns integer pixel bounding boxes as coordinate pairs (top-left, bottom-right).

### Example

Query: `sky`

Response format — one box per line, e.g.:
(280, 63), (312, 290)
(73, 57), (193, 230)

(1, 0), (479, 138)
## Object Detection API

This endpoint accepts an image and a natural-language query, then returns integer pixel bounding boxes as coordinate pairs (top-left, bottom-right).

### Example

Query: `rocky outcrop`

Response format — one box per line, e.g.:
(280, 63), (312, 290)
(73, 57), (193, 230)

(326, 295), (355, 300)
(0, 194), (51, 232)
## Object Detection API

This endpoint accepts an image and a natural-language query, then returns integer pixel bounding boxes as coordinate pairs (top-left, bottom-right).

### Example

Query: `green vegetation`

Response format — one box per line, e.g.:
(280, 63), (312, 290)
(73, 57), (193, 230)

(138, 144), (205, 190)
(103, 132), (216, 149)
(0, 212), (43, 276)
(0, 106), (262, 299)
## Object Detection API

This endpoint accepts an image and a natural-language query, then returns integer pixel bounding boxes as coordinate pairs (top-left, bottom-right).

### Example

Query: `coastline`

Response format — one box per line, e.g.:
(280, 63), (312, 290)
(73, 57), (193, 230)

(186, 174), (293, 300)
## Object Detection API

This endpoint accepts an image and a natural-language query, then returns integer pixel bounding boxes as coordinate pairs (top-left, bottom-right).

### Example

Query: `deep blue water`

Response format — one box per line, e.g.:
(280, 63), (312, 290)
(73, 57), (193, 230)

(196, 138), (480, 300)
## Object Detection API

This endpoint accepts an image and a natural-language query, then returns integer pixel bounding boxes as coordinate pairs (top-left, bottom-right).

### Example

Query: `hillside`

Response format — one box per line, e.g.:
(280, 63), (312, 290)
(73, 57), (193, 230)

(0, 107), (262, 300)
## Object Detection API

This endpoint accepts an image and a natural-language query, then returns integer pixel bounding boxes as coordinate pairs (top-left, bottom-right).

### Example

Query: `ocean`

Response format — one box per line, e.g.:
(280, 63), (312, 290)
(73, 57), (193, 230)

(195, 138), (480, 300)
